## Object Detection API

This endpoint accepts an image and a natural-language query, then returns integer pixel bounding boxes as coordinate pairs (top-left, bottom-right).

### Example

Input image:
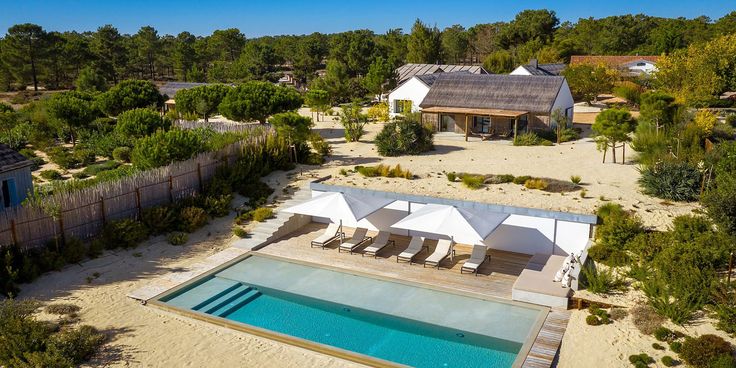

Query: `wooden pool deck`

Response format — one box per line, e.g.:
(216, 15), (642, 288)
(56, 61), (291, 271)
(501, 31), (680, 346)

(257, 222), (532, 300)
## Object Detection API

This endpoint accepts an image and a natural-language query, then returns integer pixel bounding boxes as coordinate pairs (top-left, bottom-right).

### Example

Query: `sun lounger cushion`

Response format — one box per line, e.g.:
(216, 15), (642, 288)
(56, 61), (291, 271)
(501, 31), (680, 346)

(363, 231), (391, 254)
(425, 239), (453, 264)
(513, 255), (571, 297)
(340, 228), (369, 250)
(312, 223), (340, 244)
(398, 237), (424, 259)
(462, 246), (488, 271)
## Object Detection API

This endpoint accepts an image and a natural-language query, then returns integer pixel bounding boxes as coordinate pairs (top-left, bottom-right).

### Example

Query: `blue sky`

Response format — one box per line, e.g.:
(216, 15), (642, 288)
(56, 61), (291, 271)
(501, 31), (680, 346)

(2, 0), (734, 37)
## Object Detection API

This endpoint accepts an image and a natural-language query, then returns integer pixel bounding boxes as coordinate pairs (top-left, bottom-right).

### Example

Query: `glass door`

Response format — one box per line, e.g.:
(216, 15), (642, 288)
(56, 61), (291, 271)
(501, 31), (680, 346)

(440, 114), (456, 132)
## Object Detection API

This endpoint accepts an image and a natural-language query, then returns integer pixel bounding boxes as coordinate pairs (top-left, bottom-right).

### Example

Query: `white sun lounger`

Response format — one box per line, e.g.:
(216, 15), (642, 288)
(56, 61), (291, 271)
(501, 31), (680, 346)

(424, 239), (455, 269)
(338, 227), (372, 254)
(362, 231), (395, 258)
(397, 236), (427, 264)
(310, 223), (343, 249)
(461, 245), (491, 275)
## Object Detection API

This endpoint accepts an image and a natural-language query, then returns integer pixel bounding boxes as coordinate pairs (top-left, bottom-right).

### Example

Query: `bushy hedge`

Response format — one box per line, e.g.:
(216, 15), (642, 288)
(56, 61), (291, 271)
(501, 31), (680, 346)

(0, 299), (105, 367)
(115, 108), (170, 138)
(375, 118), (433, 157)
(680, 335), (735, 368)
(513, 132), (553, 146)
(638, 160), (701, 202)
(131, 129), (206, 169)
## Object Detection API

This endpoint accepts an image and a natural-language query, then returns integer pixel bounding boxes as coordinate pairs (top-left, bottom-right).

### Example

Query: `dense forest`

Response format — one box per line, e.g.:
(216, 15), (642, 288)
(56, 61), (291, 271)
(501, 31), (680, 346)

(1, 9), (735, 94)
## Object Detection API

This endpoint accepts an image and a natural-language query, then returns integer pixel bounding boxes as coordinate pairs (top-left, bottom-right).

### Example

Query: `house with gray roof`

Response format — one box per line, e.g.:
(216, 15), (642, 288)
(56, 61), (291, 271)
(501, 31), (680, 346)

(419, 73), (574, 141)
(510, 59), (566, 76)
(394, 63), (487, 85)
(0, 144), (33, 209)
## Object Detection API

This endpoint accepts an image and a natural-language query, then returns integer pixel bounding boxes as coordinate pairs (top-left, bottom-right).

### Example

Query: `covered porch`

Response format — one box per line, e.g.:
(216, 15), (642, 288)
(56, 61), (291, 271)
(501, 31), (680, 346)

(421, 106), (530, 142)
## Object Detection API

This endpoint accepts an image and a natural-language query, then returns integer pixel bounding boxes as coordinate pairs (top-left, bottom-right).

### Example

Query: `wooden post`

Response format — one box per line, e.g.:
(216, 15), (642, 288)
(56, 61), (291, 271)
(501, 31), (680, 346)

(168, 175), (174, 203)
(464, 115), (469, 142)
(622, 144), (626, 165)
(729, 251), (734, 283)
(10, 219), (18, 246)
(135, 188), (142, 219)
(197, 163), (203, 193)
(58, 211), (66, 247)
(100, 197), (107, 225)
(513, 118), (518, 140)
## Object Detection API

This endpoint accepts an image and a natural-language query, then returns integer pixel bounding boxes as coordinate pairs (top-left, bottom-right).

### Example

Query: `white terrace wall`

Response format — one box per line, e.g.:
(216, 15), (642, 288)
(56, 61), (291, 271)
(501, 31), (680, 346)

(311, 190), (592, 257)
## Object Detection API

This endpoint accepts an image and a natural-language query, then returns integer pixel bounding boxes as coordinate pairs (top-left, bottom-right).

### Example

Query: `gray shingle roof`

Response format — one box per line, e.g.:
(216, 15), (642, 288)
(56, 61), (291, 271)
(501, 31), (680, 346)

(395, 63), (487, 84)
(158, 82), (211, 98)
(420, 73), (566, 113)
(0, 144), (31, 172)
(521, 63), (566, 76)
(415, 71), (472, 87)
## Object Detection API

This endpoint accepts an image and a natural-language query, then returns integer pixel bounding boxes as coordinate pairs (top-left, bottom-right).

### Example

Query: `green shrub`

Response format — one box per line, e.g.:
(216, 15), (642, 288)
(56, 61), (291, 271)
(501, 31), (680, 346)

(642, 268), (711, 325)
(115, 108), (169, 138)
(46, 303), (80, 316)
(585, 315), (601, 326)
(72, 149), (96, 167)
(97, 79), (162, 116)
(72, 172), (89, 180)
(652, 343), (665, 350)
(638, 160), (701, 202)
(570, 175), (582, 184)
(233, 226), (249, 238)
(61, 237), (87, 264)
(202, 194), (232, 217)
(141, 206), (177, 235)
(484, 174), (515, 184)
(461, 175), (484, 189)
(654, 327), (684, 342)
(680, 335), (735, 368)
(590, 204), (643, 266)
(40, 170), (63, 181)
(446, 172), (457, 182)
(356, 164), (412, 179)
(237, 180), (274, 208)
(131, 129), (205, 170)
(661, 356), (676, 367)
(251, 207), (273, 222)
(711, 283), (736, 336)
(628, 353), (654, 366)
(87, 239), (104, 259)
(513, 132), (553, 146)
(112, 147), (132, 162)
(166, 232), (188, 245)
(47, 147), (80, 169)
(178, 206), (208, 233)
(524, 178), (548, 190)
(101, 218), (149, 249)
(0, 299), (104, 367)
(309, 133), (331, 158)
(558, 128), (581, 143)
(580, 262), (625, 294)
(513, 175), (531, 185)
(375, 119), (434, 156)
(669, 341), (683, 353)
(81, 160), (120, 176)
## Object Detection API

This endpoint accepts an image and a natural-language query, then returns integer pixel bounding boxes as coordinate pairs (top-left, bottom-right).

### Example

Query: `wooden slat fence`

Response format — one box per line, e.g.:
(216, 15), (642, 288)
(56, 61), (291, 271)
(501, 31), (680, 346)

(174, 120), (266, 133)
(0, 129), (273, 251)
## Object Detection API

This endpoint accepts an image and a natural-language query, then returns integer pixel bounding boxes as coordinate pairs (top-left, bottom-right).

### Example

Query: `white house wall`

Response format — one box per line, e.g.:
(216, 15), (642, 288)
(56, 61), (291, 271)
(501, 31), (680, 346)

(550, 79), (575, 126)
(387, 78), (429, 118)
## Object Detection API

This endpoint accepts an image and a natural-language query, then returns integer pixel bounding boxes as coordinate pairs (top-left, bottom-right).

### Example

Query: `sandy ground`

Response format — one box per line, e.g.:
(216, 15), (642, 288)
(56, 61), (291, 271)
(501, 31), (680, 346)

(559, 289), (736, 368)
(14, 108), (705, 367)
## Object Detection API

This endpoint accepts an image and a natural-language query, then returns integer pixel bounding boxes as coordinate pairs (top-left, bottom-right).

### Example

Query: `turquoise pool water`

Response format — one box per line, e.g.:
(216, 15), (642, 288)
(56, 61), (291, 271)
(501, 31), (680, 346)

(160, 255), (544, 368)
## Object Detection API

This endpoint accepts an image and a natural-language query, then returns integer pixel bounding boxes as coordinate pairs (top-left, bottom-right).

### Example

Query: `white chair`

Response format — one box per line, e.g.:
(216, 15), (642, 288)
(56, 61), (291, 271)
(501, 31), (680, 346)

(339, 228), (371, 254)
(461, 245), (491, 275)
(397, 236), (427, 264)
(424, 239), (455, 269)
(362, 231), (395, 258)
(310, 223), (343, 249)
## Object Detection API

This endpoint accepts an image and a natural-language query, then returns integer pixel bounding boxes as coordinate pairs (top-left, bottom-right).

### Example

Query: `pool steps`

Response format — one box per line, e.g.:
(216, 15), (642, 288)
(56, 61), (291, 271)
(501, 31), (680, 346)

(211, 288), (261, 317)
(233, 188), (313, 250)
(163, 277), (242, 309)
(193, 284), (251, 313)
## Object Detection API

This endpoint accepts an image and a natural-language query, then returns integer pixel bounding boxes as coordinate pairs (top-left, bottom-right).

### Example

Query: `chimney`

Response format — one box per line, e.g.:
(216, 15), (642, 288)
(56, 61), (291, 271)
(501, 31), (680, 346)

(530, 59), (538, 68)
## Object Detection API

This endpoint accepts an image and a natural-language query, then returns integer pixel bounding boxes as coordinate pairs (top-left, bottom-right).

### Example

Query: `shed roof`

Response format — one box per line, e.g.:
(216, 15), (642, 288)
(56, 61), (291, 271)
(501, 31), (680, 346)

(0, 144), (31, 172)
(395, 63), (487, 84)
(158, 82), (210, 98)
(420, 73), (566, 114)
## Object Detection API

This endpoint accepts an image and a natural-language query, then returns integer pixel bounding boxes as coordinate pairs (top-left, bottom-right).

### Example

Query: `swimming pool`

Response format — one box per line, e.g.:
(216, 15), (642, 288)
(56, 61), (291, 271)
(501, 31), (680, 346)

(154, 254), (547, 368)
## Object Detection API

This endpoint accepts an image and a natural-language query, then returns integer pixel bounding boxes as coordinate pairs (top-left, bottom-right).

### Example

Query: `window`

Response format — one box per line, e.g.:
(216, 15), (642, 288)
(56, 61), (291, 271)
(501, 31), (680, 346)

(394, 100), (411, 114)
(636, 62), (646, 66)
(473, 116), (491, 133)
(1, 179), (11, 208)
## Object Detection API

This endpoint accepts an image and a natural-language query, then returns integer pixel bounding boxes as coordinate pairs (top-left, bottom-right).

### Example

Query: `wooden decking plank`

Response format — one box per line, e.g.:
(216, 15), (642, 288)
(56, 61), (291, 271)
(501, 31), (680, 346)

(521, 309), (571, 368)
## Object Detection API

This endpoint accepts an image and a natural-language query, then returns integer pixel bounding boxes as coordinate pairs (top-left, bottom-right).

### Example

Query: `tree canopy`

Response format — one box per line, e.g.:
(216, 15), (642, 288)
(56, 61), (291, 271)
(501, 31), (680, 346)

(174, 84), (231, 122)
(115, 108), (169, 138)
(218, 81), (302, 123)
(96, 79), (162, 116)
(562, 64), (617, 104)
(406, 19), (442, 64)
(46, 91), (97, 145)
(592, 108), (636, 164)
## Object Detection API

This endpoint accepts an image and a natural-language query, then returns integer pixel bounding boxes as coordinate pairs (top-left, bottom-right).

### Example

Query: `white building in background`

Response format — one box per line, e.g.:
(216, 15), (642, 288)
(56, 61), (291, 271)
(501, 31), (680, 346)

(510, 59), (566, 76)
(387, 74), (434, 118)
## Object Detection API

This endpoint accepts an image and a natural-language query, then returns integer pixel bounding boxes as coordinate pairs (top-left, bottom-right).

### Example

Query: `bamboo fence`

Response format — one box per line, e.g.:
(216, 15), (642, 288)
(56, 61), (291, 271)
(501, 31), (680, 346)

(0, 129), (273, 251)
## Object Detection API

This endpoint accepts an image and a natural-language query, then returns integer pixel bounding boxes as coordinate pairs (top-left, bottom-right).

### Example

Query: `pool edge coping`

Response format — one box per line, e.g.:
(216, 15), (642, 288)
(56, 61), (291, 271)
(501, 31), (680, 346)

(147, 251), (549, 368)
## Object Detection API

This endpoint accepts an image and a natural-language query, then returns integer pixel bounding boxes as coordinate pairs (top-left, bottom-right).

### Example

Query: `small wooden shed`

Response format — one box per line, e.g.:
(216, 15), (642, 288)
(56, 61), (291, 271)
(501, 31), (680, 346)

(0, 144), (33, 209)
